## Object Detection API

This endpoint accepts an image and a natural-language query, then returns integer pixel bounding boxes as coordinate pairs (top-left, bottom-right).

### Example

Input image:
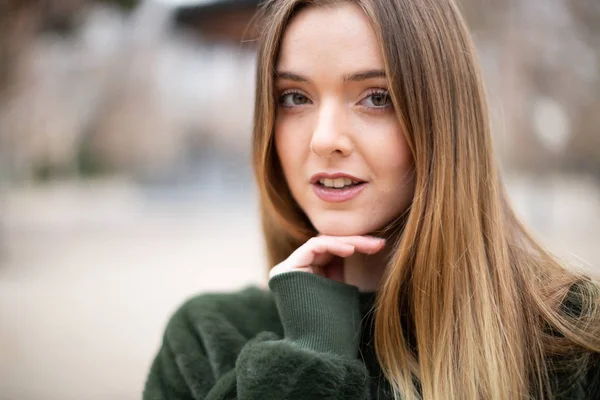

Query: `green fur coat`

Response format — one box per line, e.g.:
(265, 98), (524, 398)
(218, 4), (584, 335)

(143, 272), (599, 399)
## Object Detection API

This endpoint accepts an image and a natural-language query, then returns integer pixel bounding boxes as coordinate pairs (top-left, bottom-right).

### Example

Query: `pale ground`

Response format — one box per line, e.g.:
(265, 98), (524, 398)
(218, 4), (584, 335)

(0, 178), (266, 400)
(0, 175), (598, 400)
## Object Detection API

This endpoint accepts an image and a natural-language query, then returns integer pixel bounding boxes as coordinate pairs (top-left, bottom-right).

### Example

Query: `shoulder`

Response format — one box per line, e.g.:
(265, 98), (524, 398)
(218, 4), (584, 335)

(556, 278), (600, 398)
(587, 352), (600, 397)
(563, 278), (599, 312)
(145, 286), (283, 398)
(164, 285), (283, 345)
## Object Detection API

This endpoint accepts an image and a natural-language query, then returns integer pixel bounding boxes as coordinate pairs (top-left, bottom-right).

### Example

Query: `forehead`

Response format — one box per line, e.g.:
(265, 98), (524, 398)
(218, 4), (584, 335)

(276, 3), (384, 72)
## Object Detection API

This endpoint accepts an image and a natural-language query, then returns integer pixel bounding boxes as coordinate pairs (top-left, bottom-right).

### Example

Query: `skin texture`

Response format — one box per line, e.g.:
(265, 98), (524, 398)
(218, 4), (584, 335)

(273, 3), (415, 290)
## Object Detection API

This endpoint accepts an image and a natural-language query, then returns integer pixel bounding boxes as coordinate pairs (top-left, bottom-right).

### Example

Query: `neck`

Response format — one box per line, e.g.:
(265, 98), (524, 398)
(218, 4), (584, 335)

(344, 220), (404, 291)
(344, 243), (393, 292)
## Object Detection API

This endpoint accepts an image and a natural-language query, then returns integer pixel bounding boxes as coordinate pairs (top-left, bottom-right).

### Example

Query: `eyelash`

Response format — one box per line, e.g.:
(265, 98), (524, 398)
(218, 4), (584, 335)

(277, 89), (392, 111)
(278, 90), (310, 108)
(361, 89), (392, 110)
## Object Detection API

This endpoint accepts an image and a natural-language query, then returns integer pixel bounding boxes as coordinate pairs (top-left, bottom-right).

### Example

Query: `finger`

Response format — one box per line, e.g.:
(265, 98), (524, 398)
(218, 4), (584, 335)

(270, 237), (353, 278)
(289, 237), (355, 268)
(329, 235), (386, 255)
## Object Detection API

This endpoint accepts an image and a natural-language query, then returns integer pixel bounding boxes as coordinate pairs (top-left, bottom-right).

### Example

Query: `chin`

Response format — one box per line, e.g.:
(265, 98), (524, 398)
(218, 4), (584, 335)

(307, 207), (405, 237)
(310, 215), (375, 237)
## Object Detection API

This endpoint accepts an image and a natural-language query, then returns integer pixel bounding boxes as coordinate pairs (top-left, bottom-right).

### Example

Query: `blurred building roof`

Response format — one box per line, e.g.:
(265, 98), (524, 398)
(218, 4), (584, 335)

(174, 0), (260, 43)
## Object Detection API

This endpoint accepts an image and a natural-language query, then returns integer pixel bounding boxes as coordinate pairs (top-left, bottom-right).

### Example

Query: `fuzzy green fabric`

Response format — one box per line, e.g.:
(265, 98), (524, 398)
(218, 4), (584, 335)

(143, 272), (599, 399)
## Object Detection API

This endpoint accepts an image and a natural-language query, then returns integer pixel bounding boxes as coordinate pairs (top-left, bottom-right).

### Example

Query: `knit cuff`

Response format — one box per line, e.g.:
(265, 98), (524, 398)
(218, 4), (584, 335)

(268, 271), (362, 359)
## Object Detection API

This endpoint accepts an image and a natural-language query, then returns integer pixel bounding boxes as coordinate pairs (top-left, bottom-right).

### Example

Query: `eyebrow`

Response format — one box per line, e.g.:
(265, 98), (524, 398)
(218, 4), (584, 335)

(275, 69), (386, 83)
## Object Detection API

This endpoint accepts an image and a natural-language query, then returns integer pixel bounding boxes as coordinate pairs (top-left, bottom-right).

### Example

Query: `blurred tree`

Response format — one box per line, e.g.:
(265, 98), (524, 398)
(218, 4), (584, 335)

(1, 0), (598, 183)
(0, 0), (39, 98)
(563, 0), (600, 182)
(0, 0), (140, 175)
(0, 0), (139, 96)
(99, 0), (139, 11)
(0, 0), (140, 261)
(459, 0), (600, 182)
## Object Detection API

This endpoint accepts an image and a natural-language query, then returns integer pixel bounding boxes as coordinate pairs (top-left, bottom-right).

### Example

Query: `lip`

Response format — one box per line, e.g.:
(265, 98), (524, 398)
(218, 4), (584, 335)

(312, 182), (366, 202)
(310, 172), (367, 203)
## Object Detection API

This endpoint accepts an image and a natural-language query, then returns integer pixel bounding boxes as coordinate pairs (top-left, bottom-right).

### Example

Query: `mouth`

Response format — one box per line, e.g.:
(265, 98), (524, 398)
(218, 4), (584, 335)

(316, 177), (363, 189)
(310, 173), (367, 203)
(309, 173), (366, 188)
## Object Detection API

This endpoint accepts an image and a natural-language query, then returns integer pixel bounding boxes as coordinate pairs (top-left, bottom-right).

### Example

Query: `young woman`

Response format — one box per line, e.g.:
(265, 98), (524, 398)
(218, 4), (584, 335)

(144, 1), (600, 399)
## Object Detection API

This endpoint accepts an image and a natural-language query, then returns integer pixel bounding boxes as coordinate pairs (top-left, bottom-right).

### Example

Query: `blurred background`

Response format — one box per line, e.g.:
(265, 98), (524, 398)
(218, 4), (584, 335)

(0, 0), (598, 399)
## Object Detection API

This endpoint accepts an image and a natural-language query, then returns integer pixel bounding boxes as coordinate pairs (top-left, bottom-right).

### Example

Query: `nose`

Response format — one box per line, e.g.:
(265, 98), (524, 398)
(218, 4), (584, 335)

(310, 102), (353, 158)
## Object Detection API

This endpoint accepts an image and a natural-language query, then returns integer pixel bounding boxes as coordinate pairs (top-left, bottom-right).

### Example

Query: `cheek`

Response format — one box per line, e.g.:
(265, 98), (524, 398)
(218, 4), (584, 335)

(274, 119), (306, 183)
(274, 121), (293, 170)
(361, 123), (413, 178)
(387, 138), (414, 193)
(391, 140), (413, 172)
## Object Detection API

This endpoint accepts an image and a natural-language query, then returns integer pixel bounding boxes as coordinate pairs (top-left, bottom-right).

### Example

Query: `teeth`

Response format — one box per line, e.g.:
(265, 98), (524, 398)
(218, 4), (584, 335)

(318, 177), (359, 188)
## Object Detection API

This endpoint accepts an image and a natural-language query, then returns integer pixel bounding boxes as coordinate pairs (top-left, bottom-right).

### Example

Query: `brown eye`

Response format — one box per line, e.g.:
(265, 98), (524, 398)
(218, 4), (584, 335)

(279, 92), (311, 107)
(361, 90), (392, 108)
(371, 93), (389, 106)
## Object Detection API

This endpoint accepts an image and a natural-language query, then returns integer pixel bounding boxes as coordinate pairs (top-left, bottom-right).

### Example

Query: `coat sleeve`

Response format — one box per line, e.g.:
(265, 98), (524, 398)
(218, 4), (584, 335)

(143, 272), (372, 400)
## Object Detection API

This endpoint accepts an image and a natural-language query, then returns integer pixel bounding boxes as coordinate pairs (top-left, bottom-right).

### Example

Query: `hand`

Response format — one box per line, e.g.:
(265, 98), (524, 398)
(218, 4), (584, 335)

(268, 235), (386, 284)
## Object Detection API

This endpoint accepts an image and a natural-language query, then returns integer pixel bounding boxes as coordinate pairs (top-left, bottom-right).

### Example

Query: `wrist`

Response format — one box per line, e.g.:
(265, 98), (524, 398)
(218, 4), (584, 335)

(268, 271), (362, 359)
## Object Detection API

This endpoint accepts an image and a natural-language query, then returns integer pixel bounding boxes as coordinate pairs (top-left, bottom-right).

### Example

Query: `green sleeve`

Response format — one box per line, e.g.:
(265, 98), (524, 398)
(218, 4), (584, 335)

(267, 270), (364, 358)
(143, 272), (371, 400)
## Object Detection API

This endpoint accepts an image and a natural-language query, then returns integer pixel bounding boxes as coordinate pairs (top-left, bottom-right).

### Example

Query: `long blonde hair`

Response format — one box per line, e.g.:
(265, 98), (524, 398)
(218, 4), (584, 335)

(251, 0), (600, 399)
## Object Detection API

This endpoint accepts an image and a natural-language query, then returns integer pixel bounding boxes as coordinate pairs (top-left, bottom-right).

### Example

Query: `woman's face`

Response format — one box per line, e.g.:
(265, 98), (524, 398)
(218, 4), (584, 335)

(274, 3), (415, 236)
